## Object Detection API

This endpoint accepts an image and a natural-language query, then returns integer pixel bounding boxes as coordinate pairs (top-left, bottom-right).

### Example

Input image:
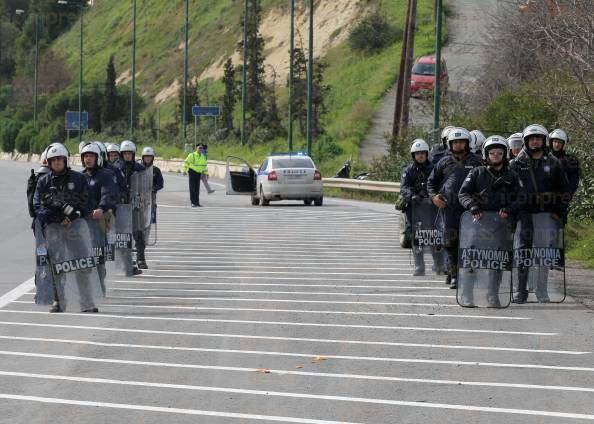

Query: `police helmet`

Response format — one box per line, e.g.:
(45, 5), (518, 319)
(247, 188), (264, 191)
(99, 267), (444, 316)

(549, 128), (569, 146)
(470, 130), (486, 154)
(482, 136), (508, 161)
(440, 126), (455, 148)
(507, 133), (523, 149)
(522, 124), (548, 148)
(93, 141), (108, 167)
(446, 127), (471, 152)
(46, 143), (70, 167)
(81, 143), (103, 168)
(106, 143), (120, 153)
(141, 146), (156, 157)
(120, 140), (136, 153)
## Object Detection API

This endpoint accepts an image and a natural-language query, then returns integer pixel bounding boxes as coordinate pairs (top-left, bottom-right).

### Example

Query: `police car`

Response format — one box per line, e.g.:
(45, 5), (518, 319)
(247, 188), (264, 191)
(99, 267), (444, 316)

(226, 152), (324, 206)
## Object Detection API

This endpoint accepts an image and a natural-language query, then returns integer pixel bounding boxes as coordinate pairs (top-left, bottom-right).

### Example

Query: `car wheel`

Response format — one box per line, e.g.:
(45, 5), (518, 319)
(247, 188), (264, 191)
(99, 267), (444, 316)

(251, 195), (259, 206)
(303, 199), (312, 206)
(260, 187), (270, 206)
(313, 197), (323, 206)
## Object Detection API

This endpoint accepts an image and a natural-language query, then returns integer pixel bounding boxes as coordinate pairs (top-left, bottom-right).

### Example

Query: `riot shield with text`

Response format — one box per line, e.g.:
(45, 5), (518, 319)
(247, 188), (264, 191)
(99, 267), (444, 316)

(513, 212), (565, 303)
(411, 199), (444, 253)
(87, 218), (107, 296)
(131, 167), (153, 241)
(45, 219), (103, 312)
(33, 219), (55, 305)
(457, 211), (514, 308)
(106, 204), (133, 276)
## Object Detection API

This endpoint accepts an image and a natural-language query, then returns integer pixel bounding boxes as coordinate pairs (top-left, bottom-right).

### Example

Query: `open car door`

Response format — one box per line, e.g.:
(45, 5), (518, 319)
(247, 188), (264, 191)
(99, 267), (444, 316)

(226, 156), (257, 195)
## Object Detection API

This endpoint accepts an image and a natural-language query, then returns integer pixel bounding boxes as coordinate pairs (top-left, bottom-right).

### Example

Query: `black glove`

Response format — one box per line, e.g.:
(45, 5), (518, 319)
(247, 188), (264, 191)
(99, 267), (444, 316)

(470, 205), (481, 217)
(411, 195), (420, 203)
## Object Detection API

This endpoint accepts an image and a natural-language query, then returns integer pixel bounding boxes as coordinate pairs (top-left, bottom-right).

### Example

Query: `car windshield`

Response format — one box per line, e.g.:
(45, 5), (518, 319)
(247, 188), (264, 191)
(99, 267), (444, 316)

(412, 63), (436, 76)
(272, 158), (314, 169)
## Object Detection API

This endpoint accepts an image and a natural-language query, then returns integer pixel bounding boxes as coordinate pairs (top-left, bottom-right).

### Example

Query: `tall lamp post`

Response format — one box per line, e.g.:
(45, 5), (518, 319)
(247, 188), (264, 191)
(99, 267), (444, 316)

(288, 0), (295, 152)
(306, 0), (314, 156)
(130, 0), (137, 137)
(16, 9), (40, 131)
(182, 0), (189, 146)
(241, 0), (248, 146)
(58, 0), (85, 144)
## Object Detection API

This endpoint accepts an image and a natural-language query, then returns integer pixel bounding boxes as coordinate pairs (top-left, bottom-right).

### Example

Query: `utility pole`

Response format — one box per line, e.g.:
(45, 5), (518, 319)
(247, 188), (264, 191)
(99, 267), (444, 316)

(78, 2), (84, 145)
(392, 0), (412, 140)
(288, 0), (295, 152)
(399, 0), (416, 138)
(241, 0), (248, 146)
(433, 0), (443, 144)
(306, 0), (314, 157)
(183, 0), (189, 144)
(130, 0), (137, 137)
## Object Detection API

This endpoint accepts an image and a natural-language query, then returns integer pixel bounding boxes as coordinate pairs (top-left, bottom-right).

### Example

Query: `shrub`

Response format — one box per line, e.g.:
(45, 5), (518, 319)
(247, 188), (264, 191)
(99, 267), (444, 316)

(15, 122), (37, 154)
(348, 12), (402, 54)
(0, 117), (22, 152)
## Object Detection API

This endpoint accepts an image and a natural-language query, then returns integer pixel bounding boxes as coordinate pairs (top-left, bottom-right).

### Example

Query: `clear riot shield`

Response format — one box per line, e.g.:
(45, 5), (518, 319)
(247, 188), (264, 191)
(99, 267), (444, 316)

(45, 219), (103, 312)
(513, 212), (565, 303)
(457, 211), (514, 308)
(87, 218), (107, 296)
(131, 167), (153, 241)
(33, 219), (55, 305)
(106, 204), (133, 276)
(411, 198), (445, 274)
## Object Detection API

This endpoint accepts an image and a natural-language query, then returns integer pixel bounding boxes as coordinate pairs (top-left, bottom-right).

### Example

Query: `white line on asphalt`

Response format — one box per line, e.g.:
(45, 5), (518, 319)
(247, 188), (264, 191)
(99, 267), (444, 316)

(145, 263), (416, 270)
(146, 247), (407, 256)
(1, 349), (593, 378)
(106, 294), (458, 307)
(0, 278), (34, 309)
(9, 301), (528, 321)
(150, 260), (414, 267)
(0, 310), (540, 335)
(113, 275), (445, 283)
(19, 293), (456, 307)
(147, 256), (414, 264)
(0, 393), (363, 424)
(110, 287), (454, 299)
(0, 320), (557, 339)
(153, 234), (399, 242)
(0, 332), (585, 358)
(112, 280), (450, 290)
(135, 270), (429, 277)
(154, 241), (400, 249)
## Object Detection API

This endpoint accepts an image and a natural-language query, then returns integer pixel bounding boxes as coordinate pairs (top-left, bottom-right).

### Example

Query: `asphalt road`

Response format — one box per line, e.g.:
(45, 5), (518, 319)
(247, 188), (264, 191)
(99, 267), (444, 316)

(1, 160), (594, 423)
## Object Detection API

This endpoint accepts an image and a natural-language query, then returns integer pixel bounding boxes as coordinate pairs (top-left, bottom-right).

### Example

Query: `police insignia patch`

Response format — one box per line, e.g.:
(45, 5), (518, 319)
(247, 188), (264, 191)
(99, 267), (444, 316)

(67, 182), (75, 190)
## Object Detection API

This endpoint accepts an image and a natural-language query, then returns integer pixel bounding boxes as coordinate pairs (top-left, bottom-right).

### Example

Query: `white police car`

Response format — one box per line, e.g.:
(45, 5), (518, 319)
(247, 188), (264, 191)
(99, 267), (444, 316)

(226, 152), (324, 206)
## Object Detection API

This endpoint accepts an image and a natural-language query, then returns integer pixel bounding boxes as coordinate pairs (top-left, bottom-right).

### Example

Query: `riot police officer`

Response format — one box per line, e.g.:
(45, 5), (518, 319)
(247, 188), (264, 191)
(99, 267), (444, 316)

(458, 136), (524, 307)
(507, 133), (523, 160)
(33, 143), (93, 312)
(81, 143), (116, 297)
(549, 129), (580, 198)
(94, 141), (127, 204)
(430, 126), (454, 165)
(107, 143), (122, 167)
(428, 128), (483, 289)
(400, 139), (445, 276)
(469, 130), (486, 157)
(510, 124), (570, 303)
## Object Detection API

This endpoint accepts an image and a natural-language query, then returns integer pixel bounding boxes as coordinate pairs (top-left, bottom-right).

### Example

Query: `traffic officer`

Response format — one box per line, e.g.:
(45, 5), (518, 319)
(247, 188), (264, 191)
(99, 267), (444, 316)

(119, 140), (145, 275)
(401, 139), (445, 276)
(81, 143), (116, 297)
(507, 132), (523, 159)
(33, 143), (92, 312)
(428, 127), (483, 289)
(510, 124), (570, 303)
(458, 136), (524, 307)
(182, 144), (209, 207)
(549, 128), (580, 198)
(136, 147), (164, 269)
(430, 126), (454, 165)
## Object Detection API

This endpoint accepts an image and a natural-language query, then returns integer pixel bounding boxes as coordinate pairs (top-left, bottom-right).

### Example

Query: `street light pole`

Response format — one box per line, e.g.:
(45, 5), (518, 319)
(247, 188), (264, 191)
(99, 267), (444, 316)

(306, 0), (314, 157)
(433, 0), (443, 143)
(78, 2), (84, 145)
(288, 0), (295, 152)
(183, 0), (189, 145)
(241, 0), (248, 146)
(130, 0), (137, 137)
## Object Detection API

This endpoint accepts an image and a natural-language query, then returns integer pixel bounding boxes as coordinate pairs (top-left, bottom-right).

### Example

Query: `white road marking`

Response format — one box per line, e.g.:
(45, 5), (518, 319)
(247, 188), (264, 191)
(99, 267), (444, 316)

(150, 260), (415, 268)
(146, 247), (407, 256)
(135, 269), (433, 277)
(147, 256), (414, 264)
(0, 331), (586, 356)
(114, 274), (446, 283)
(10, 301), (528, 321)
(0, 278), (34, 309)
(0, 349), (593, 378)
(0, 310), (542, 335)
(110, 287), (454, 299)
(0, 393), (362, 424)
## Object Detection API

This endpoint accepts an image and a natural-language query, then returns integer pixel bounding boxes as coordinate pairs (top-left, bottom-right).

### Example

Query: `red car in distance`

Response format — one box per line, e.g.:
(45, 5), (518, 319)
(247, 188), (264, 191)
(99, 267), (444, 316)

(410, 55), (448, 97)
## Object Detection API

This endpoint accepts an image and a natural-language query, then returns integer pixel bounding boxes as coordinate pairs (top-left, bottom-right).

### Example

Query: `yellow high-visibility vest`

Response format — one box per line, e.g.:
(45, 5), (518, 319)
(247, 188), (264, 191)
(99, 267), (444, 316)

(182, 152), (208, 175)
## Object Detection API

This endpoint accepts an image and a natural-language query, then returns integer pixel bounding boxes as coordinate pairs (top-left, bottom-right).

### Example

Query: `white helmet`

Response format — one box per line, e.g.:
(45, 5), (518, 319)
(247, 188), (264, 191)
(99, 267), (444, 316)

(410, 139), (430, 154)
(446, 127), (471, 151)
(522, 124), (548, 148)
(549, 128), (568, 145)
(78, 141), (91, 154)
(507, 133), (523, 149)
(482, 135), (508, 161)
(440, 126), (455, 147)
(93, 141), (108, 166)
(106, 143), (120, 153)
(470, 130), (486, 154)
(37, 148), (51, 174)
(81, 143), (103, 168)
(46, 143), (70, 167)
(120, 140), (136, 153)
(141, 146), (156, 157)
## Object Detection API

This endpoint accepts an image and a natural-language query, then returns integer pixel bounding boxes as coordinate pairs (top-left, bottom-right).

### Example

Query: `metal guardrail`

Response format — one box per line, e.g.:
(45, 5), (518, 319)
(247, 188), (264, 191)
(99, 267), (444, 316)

(323, 177), (400, 193)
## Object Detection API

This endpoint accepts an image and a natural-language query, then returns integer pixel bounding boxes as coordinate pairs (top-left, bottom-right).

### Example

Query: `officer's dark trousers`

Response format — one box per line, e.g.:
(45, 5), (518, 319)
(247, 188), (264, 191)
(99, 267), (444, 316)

(134, 231), (146, 262)
(440, 208), (463, 280)
(188, 169), (202, 206)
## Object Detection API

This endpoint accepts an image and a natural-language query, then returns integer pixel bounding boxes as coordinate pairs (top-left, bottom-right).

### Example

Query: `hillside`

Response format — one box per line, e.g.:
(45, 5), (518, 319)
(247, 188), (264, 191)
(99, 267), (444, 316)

(51, 0), (437, 170)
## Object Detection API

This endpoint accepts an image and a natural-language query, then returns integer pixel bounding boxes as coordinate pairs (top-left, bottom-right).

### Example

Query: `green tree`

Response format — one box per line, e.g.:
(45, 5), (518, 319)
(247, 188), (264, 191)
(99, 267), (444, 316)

(103, 55), (118, 125)
(287, 47), (307, 136)
(88, 83), (102, 133)
(311, 61), (330, 138)
(221, 58), (237, 133)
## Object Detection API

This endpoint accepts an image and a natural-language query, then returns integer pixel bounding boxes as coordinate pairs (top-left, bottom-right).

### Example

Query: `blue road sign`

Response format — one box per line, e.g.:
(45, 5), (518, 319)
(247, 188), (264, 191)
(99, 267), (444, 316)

(192, 106), (220, 117)
(65, 111), (89, 131)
